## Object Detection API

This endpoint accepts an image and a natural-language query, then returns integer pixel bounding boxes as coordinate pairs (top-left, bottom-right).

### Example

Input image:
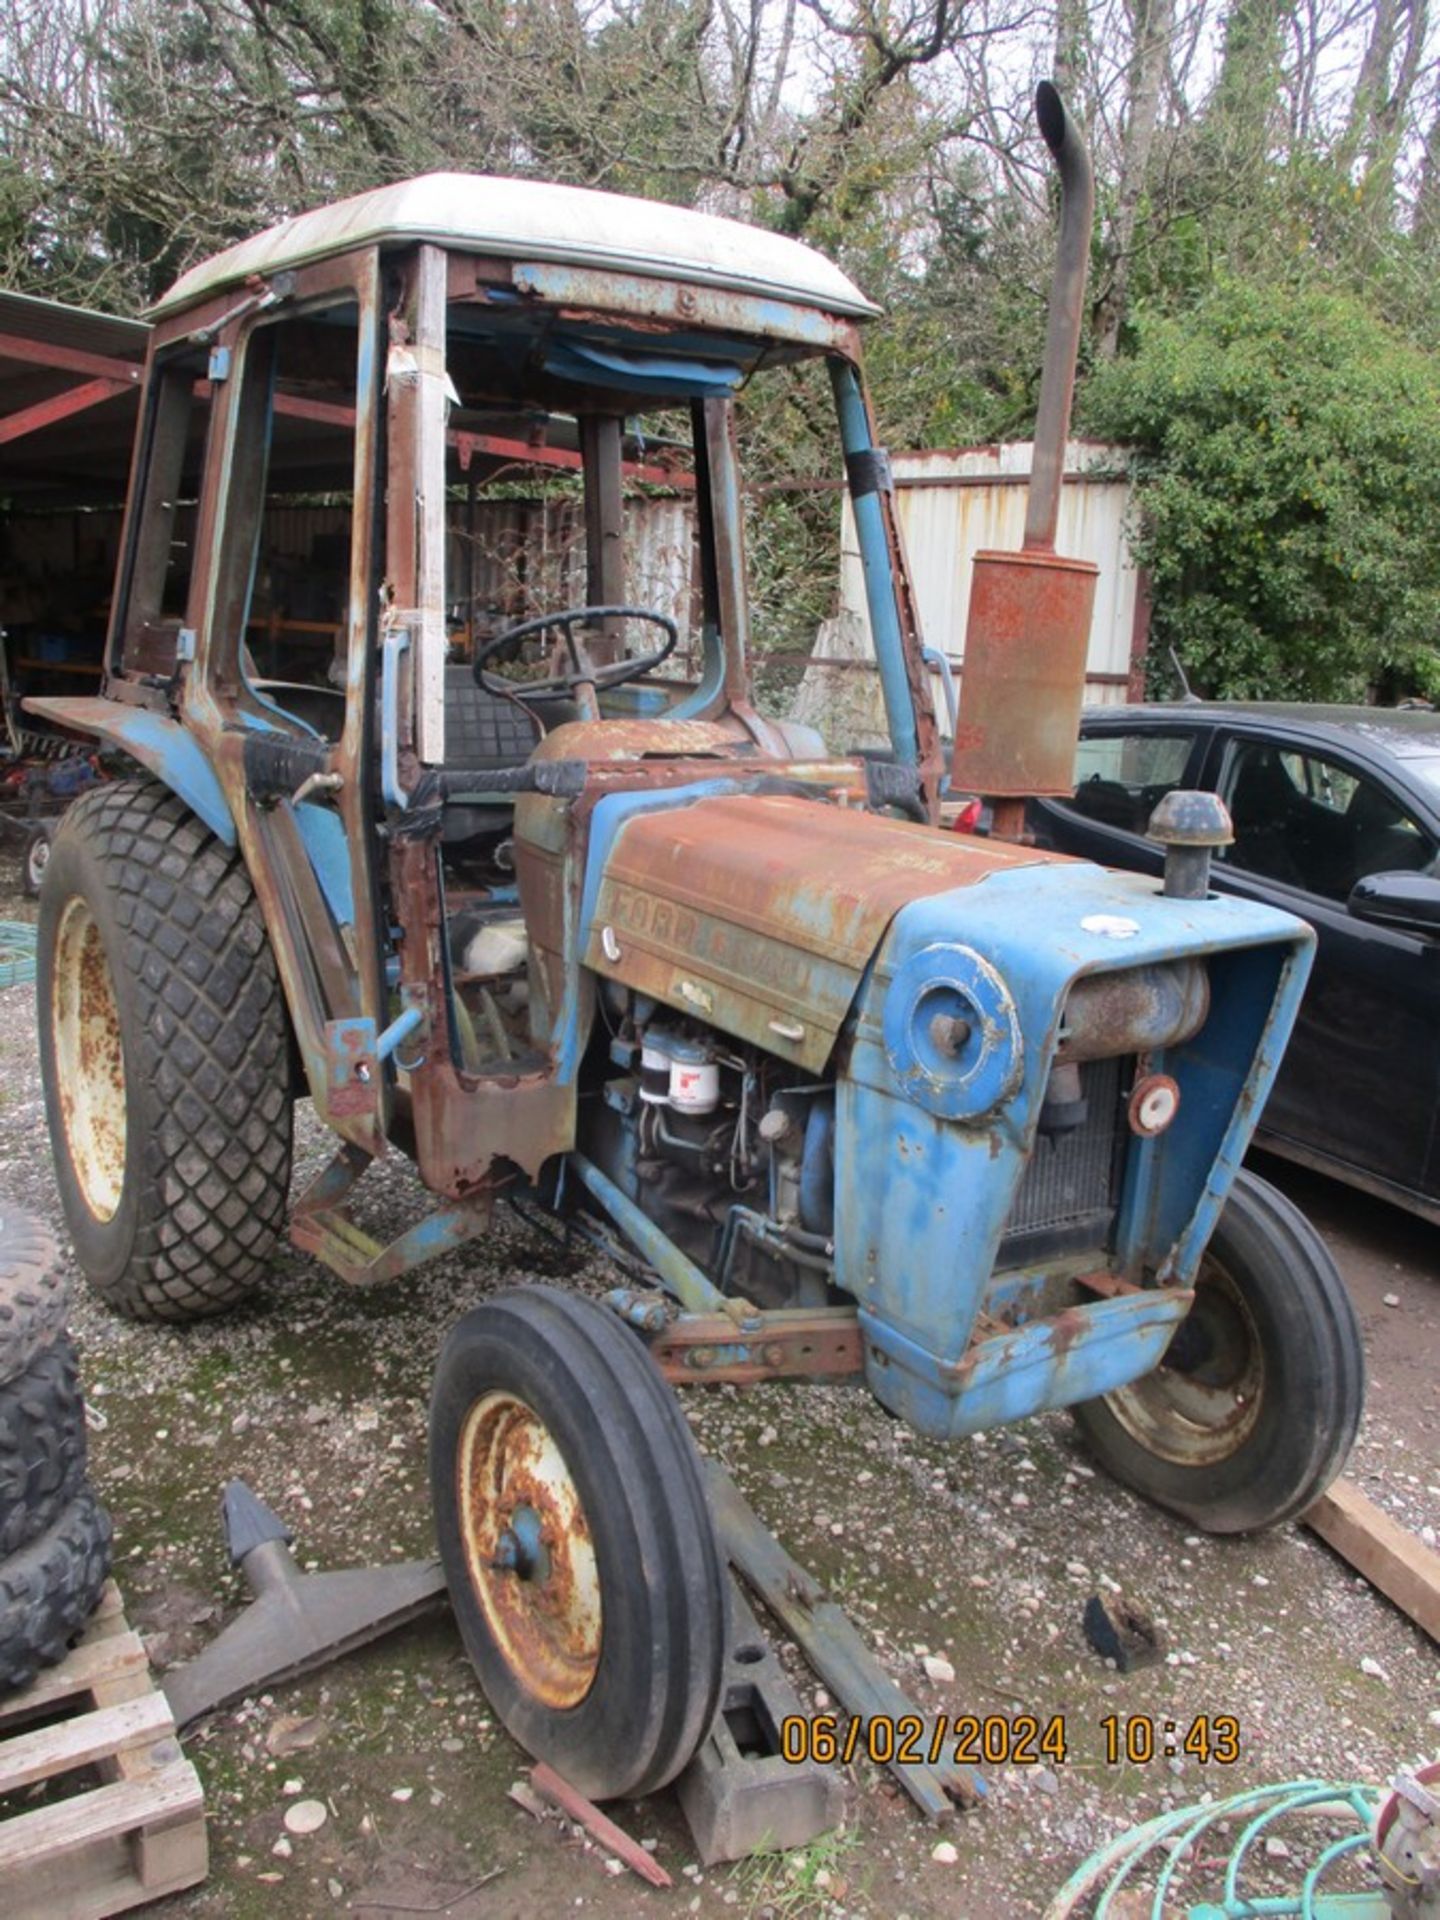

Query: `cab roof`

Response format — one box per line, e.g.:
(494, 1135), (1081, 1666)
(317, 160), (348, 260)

(150, 172), (881, 322)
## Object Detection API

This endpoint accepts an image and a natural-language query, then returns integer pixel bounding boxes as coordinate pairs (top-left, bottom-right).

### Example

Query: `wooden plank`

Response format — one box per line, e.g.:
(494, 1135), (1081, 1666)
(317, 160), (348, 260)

(0, 1761), (203, 1873)
(0, 1630), (149, 1725)
(0, 1580), (209, 1919)
(0, 1695), (172, 1795)
(1305, 1477), (1440, 1642)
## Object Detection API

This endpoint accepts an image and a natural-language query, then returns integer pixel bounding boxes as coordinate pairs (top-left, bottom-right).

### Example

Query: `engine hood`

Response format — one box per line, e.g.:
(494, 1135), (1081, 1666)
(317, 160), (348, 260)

(582, 791), (1059, 1070)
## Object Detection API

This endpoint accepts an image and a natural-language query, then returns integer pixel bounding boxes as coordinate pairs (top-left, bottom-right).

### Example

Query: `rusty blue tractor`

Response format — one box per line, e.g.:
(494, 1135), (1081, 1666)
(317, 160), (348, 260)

(31, 87), (1362, 1802)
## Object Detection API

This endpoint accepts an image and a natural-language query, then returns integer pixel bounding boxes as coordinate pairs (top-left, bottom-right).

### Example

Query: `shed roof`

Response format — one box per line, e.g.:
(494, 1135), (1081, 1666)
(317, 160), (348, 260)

(152, 173), (880, 321)
(0, 289), (149, 502)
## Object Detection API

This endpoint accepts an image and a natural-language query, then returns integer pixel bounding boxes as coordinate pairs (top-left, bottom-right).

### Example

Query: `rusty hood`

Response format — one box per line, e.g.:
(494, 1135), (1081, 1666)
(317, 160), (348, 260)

(582, 792), (1060, 1070)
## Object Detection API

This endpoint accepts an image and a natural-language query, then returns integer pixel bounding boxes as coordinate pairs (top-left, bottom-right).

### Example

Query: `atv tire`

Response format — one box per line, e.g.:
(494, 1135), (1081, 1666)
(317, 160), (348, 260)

(0, 1483), (113, 1693)
(0, 1337), (87, 1561)
(38, 780), (293, 1322)
(0, 1210), (66, 1388)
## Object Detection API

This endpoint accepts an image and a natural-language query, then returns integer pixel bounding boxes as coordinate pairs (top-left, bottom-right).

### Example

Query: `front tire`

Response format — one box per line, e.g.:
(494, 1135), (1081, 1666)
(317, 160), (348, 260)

(430, 1287), (727, 1800)
(1074, 1171), (1364, 1533)
(37, 781), (293, 1322)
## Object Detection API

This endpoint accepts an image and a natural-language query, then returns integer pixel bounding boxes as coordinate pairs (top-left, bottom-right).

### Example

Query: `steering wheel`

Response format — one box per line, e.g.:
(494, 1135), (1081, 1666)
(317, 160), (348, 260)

(474, 604), (678, 701)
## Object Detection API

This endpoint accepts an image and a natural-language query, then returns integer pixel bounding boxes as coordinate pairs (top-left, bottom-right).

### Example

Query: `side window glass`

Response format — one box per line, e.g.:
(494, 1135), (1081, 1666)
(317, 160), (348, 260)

(1220, 740), (1436, 900)
(1063, 732), (1196, 834)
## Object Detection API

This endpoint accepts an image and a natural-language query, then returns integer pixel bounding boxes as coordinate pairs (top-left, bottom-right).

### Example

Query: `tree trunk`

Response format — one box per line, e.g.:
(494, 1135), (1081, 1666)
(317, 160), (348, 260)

(1095, 0), (1174, 358)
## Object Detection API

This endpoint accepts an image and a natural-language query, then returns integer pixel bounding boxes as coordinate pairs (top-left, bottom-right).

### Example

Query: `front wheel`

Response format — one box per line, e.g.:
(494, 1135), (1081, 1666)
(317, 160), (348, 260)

(430, 1286), (727, 1800)
(1074, 1171), (1364, 1533)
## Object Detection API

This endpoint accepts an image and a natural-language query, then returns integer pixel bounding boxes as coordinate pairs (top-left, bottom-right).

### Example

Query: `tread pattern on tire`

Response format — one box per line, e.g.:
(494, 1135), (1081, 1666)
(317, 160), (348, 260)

(0, 1211), (66, 1389)
(48, 780), (292, 1322)
(0, 1336), (87, 1561)
(1233, 1170), (1365, 1522)
(0, 1483), (113, 1693)
(1076, 1167), (1365, 1533)
(433, 1286), (728, 1801)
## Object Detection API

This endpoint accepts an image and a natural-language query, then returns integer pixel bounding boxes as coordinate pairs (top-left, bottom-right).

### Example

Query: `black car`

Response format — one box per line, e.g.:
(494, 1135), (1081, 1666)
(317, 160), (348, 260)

(1028, 703), (1440, 1224)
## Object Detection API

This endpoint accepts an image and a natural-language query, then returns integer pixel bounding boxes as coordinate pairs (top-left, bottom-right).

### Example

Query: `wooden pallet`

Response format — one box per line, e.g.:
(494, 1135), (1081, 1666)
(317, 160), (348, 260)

(0, 1581), (208, 1919)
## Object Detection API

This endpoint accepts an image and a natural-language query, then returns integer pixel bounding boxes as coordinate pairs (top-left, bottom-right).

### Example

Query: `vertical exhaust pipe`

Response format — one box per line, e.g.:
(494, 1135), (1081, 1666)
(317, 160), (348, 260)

(950, 82), (1098, 839)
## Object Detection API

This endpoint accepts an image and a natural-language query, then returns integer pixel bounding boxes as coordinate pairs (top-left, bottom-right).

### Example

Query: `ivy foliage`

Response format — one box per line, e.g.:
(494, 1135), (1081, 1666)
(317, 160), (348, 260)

(1082, 279), (1440, 700)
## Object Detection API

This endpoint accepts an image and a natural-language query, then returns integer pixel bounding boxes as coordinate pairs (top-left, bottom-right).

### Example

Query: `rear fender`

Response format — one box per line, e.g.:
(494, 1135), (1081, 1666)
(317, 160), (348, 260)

(23, 697), (234, 846)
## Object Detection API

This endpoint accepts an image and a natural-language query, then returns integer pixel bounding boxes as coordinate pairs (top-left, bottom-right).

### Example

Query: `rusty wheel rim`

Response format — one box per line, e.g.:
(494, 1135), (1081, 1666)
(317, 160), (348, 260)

(51, 895), (127, 1223)
(1103, 1257), (1264, 1467)
(456, 1390), (602, 1709)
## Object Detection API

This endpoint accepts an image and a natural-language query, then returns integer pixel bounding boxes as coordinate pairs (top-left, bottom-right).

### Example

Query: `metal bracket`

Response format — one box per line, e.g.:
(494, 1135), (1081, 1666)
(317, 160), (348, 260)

(290, 1140), (497, 1287)
(648, 1307), (864, 1386)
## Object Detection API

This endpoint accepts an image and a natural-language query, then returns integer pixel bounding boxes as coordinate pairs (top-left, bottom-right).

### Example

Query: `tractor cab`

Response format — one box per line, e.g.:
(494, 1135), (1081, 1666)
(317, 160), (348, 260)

(32, 176), (935, 1200)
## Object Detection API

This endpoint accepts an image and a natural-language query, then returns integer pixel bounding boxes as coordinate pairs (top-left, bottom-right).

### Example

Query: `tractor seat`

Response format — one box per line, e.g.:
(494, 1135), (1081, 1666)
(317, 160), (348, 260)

(441, 666), (577, 844)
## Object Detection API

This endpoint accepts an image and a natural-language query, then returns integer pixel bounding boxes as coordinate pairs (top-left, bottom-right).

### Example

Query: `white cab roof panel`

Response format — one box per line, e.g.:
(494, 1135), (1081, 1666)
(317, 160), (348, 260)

(151, 173), (879, 321)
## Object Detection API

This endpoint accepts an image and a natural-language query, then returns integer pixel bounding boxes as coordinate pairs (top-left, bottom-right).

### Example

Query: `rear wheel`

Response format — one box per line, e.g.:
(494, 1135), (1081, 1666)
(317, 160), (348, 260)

(1074, 1171), (1364, 1533)
(38, 780), (292, 1322)
(430, 1286), (726, 1800)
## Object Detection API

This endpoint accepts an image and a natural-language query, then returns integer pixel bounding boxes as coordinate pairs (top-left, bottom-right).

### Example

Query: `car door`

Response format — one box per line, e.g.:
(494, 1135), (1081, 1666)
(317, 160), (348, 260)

(1210, 730), (1440, 1204)
(1027, 722), (1212, 871)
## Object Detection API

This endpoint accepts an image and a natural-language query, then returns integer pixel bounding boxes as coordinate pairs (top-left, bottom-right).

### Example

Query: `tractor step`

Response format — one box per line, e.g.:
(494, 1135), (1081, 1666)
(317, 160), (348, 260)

(289, 1143), (496, 1285)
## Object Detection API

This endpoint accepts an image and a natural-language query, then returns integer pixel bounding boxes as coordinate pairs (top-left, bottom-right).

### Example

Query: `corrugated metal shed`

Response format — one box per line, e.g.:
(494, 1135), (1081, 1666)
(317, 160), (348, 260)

(806, 440), (1143, 746)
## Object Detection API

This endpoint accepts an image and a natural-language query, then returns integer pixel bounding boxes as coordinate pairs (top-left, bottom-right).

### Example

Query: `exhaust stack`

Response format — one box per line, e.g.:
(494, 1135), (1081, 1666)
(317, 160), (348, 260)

(950, 83), (1098, 839)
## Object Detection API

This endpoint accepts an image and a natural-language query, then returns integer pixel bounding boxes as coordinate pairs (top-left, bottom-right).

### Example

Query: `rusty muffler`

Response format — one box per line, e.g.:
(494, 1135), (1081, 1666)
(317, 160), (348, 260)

(950, 82), (1097, 839)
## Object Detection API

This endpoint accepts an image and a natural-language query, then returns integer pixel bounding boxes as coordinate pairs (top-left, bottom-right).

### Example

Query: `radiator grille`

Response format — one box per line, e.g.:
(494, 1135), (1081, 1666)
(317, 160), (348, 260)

(1001, 1055), (1126, 1260)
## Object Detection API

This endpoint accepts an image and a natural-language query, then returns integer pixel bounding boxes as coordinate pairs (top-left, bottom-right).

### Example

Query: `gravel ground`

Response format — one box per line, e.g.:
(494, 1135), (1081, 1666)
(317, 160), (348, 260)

(0, 862), (1435, 1920)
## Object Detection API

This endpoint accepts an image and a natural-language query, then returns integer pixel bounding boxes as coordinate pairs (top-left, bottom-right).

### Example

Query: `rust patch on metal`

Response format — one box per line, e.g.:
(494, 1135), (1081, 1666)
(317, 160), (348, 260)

(456, 1391), (601, 1711)
(53, 896), (127, 1222)
(950, 548), (1099, 801)
(585, 791), (1061, 1071)
(1056, 962), (1209, 1065)
(1074, 1270), (1142, 1300)
(651, 1308), (863, 1386)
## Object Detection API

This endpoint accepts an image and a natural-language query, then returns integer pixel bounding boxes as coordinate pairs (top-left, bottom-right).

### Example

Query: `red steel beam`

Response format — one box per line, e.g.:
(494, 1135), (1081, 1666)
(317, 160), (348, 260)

(0, 331), (144, 387)
(0, 376), (133, 445)
(265, 389), (693, 489)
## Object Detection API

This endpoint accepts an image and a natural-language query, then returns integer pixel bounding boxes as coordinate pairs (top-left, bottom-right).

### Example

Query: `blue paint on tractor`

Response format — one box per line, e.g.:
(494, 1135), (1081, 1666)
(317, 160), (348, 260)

(830, 361), (919, 769)
(836, 859), (1314, 1435)
(87, 707), (236, 846)
(881, 941), (1023, 1121)
(859, 1286), (1194, 1438)
(293, 801), (355, 925)
(557, 776), (745, 1083)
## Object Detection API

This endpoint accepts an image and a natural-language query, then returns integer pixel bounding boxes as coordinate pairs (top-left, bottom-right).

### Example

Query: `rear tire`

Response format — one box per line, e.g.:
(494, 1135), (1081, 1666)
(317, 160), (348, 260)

(430, 1286), (727, 1800)
(1074, 1170), (1364, 1533)
(37, 780), (293, 1323)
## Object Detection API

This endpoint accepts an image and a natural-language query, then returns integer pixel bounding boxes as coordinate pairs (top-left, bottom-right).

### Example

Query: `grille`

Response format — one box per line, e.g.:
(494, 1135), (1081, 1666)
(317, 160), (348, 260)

(1000, 1055), (1126, 1263)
